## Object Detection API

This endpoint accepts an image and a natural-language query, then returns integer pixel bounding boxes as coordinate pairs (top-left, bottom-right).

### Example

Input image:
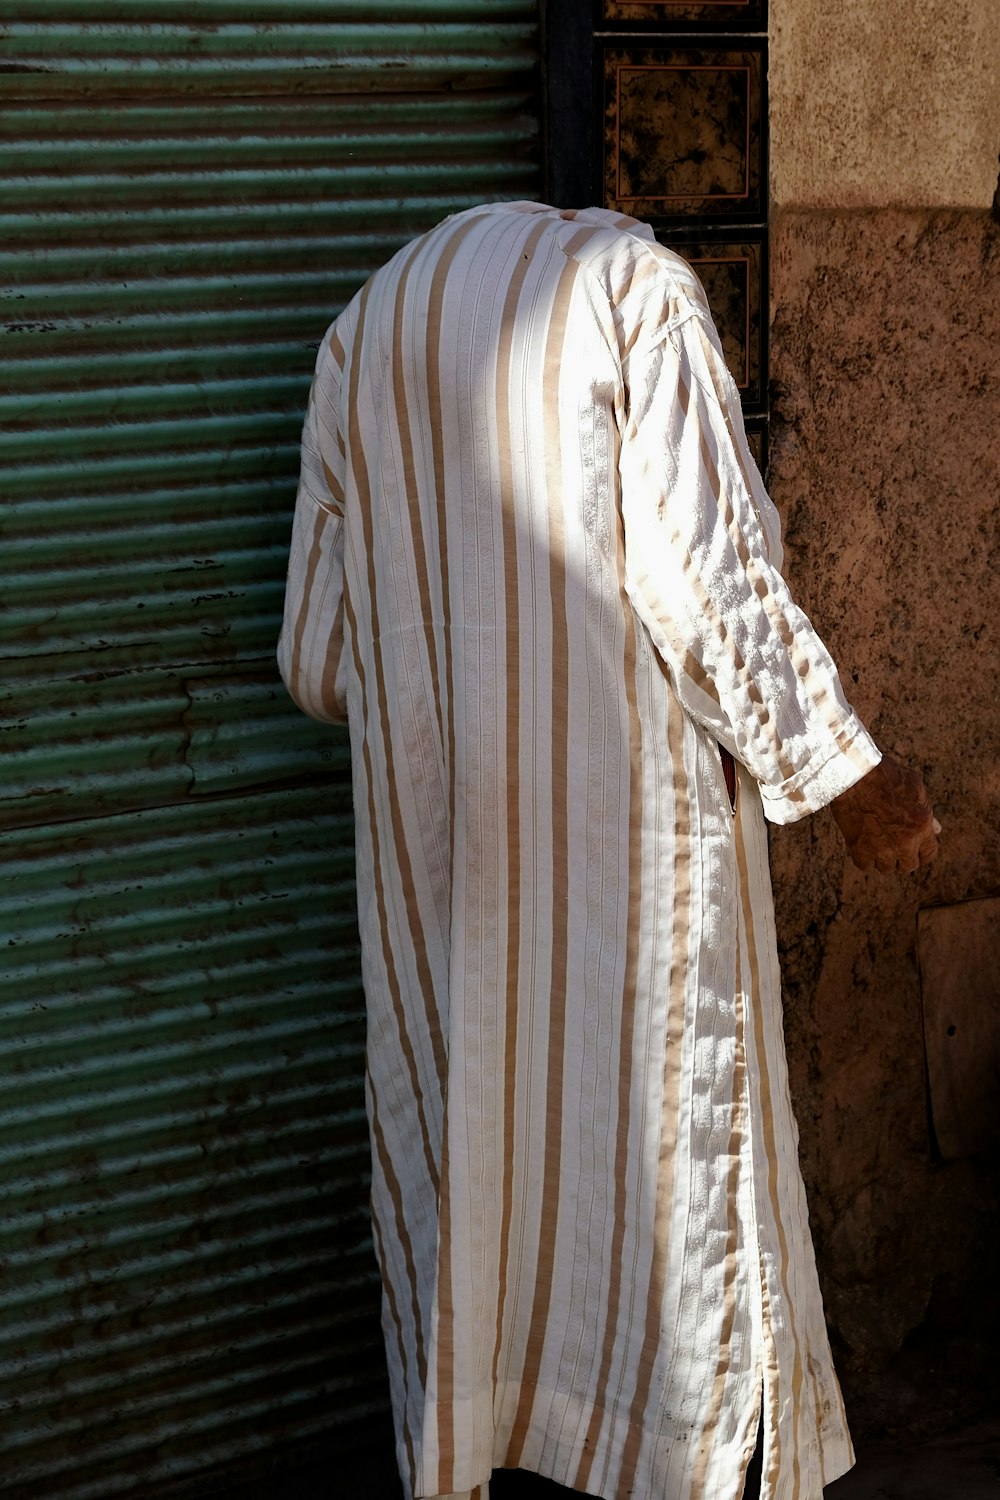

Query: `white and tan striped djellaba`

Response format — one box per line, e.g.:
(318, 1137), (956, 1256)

(278, 203), (881, 1500)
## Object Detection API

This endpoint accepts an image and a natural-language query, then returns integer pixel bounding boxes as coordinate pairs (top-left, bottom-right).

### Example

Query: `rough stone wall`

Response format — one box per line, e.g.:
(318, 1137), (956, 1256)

(767, 208), (1000, 1436)
(766, 0), (1000, 1441)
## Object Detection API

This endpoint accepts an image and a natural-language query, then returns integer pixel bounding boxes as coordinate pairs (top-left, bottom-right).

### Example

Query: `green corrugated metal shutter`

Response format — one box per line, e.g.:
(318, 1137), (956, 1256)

(0, 5), (539, 1495)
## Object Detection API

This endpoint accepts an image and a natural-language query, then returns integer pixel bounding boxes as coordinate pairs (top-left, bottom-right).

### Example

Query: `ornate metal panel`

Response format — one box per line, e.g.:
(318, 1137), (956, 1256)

(600, 0), (765, 27)
(601, 44), (765, 223)
(545, 0), (770, 433)
(655, 228), (768, 411)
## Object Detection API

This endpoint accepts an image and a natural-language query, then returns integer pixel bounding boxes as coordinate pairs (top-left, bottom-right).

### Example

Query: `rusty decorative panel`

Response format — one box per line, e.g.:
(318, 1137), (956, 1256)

(600, 0), (766, 28)
(658, 234), (765, 409)
(601, 45), (764, 221)
(918, 897), (1000, 1160)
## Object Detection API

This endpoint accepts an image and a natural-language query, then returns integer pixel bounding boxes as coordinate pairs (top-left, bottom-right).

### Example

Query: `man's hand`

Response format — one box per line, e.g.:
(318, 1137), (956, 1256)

(830, 755), (940, 874)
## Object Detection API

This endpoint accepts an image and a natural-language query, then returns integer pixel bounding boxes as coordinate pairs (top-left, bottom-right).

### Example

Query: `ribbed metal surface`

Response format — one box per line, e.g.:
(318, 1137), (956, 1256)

(1, 3), (540, 829)
(0, 4), (539, 1493)
(0, 789), (374, 1500)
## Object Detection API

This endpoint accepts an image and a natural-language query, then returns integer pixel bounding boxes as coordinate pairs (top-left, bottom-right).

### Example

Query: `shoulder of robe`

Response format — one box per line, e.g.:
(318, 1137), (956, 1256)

(563, 227), (712, 367)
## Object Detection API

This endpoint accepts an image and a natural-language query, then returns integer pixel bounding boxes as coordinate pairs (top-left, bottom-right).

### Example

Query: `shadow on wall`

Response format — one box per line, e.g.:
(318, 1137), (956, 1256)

(767, 205), (1000, 1440)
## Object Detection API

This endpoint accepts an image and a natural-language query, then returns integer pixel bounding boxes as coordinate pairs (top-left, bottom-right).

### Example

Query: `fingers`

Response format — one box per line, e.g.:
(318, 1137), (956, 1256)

(911, 806), (940, 868)
(846, 817), (940, 875)
(917, 828), (940, 866)
(830, 757), (941, 875)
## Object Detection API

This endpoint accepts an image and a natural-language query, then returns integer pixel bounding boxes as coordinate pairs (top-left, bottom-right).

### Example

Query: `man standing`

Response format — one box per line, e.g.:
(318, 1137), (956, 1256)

(278, 203), (937, 1500)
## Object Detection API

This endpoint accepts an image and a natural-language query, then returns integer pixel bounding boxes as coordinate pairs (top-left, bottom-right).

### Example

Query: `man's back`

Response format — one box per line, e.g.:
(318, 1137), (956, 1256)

(278, 203), (882, 1500)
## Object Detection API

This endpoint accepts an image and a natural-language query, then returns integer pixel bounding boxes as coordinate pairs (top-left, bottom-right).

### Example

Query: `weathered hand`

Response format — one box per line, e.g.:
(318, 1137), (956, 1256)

(830, 755), (940, 874)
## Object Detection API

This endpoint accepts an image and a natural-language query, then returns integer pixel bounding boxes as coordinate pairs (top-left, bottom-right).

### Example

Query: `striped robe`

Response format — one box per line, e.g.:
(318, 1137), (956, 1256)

(278, 203), (881, 1500)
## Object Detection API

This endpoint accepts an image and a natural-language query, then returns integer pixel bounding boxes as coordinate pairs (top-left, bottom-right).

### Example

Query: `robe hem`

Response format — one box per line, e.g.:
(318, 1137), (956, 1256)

(411, 1382), (855, 1500)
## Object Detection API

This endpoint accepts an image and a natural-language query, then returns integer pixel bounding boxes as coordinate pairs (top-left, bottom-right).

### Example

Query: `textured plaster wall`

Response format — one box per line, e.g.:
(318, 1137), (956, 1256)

(770, 0), (1000, 210)
(767, 210), (1000, 1433)
(768, 0), (1000, 1437)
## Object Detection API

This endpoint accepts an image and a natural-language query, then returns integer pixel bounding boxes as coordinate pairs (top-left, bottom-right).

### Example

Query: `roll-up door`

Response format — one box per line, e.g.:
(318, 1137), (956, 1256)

(0, 6), (539, 1495)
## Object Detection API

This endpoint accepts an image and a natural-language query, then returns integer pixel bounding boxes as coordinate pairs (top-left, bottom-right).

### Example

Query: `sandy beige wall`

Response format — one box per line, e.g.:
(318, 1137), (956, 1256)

(771, 0), (1000, 209)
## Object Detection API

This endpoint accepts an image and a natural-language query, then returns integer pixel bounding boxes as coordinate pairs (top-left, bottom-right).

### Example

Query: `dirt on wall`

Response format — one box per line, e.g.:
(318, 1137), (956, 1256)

(767, 208), (1000, 1439)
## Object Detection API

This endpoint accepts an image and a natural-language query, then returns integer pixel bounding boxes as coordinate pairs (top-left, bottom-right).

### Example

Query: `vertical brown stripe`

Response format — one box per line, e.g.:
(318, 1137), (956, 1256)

(347, 280), (449, 1103)
(602, 672), (691, 1497)
(435, 1089), (457, 1494)
(735, 810), (806, 1499)
(694, 320), (759, 524)
(344, 585), (439, 1196)
(491, 216), (552, 1393)
(343, 287), (440, 1204)
(369, 1075), (429, 1392)
(687, 929), (749, 1500)
(758, 1264), (784, 1491)
(608, 255), (663, 316)
(319, 455), (345, 509)
(370, 1168), (418, 1492)
(424, 214), (491, 839)
(572, 492), (645, 1494)
(391, 236), (446, 751)
(421, 212), (493, 1496)
(507, 239), (588, 1462)
(288, 503), (328, 707)
(318, 588), (346, 720)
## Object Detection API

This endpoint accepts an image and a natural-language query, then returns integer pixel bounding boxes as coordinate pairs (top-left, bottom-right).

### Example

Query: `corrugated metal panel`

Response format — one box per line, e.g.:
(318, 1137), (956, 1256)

(0, 789), (374, 1500)
(0, 4), (539, 1493)
(1, 3), (539, 828)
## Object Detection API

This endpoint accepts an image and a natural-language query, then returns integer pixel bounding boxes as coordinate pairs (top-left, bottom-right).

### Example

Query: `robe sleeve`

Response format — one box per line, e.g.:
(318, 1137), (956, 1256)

(619, 304), (881, 825)
(277, 326), (349, 725)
